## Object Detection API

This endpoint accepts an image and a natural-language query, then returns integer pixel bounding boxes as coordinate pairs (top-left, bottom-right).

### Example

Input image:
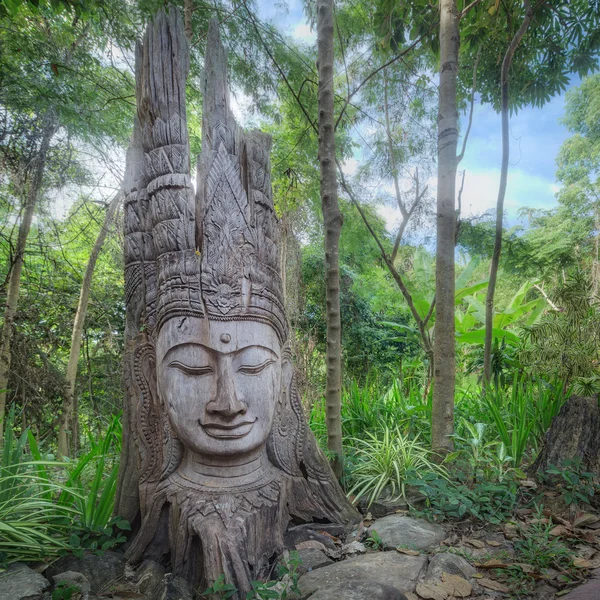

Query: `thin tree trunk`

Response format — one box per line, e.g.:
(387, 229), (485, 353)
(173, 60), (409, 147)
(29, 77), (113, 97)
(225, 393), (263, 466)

(593, 206), (600, 298)
(58, 192), (121, 456)
(432, 0), (459, 455)
(0, 114), (56, 444)
(317, 0), (344, 478)
(483, 0), (534, 387)
(184, 0), (193, 42)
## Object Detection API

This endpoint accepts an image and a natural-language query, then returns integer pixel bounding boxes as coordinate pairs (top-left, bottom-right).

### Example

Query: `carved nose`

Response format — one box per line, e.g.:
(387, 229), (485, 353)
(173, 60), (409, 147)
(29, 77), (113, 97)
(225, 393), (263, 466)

(206, 364), (248, 418)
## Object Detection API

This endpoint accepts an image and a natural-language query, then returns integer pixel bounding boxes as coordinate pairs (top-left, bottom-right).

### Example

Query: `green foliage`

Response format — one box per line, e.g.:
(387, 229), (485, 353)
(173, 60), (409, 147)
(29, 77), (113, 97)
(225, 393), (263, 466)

(407, 470), (519, 525)
(480, 375), (568, 466)
(201, 575), (238, 600)
(520, 273), (600, 389)
(0, 407), (125, 564)
(365, 529), (384, 550)
(540, 459), (598, 507)
(310, 376), (432, 452)
(513, 508), (573, 572)
(52, 581), (81, 600)
(347, 426), (446, 506)
(0, 408), (74, 563)
(201, 552), (301, 600)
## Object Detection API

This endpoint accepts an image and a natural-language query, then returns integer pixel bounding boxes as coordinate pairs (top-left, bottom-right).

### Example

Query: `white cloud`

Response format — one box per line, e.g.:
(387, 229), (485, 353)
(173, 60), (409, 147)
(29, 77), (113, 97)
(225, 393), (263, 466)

(292, 23), (316, 43)
(342, 157), (359, 176)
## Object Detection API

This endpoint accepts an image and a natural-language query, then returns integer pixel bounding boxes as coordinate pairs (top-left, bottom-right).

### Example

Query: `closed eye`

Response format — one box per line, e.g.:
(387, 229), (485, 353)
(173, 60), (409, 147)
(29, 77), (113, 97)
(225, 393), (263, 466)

(168, 361), (214, 376)
(237, 359), (275, 375)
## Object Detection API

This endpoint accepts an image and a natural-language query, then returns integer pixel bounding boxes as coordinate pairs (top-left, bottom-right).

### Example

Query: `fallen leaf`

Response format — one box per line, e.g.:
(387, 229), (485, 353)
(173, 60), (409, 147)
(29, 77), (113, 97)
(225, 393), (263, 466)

(519, 479), (538, 489)
(479, 578), (510, 593)
(397, 547), (420, 556)
(441, 572), (472, 598)
(574, 513), (599, 528)
(486, 540), (502, 547)
(415, 582), (448, 600)
(465, 538), (485, 549)
(476, 559), (510, 569)
(549, 525), (571, 537)
(471, 573), (483, 579)
(573, 557), (593, 569)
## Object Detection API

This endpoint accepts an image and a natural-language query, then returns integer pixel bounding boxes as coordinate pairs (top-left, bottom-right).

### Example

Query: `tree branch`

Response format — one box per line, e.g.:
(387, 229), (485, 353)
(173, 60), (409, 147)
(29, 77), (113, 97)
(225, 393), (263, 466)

(457, 47), (481, 164)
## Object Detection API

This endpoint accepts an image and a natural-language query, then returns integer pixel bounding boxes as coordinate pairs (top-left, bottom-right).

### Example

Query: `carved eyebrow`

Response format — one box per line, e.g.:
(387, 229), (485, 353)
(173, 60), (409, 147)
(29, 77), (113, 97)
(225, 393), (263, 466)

(168, 361), (214, 376)
(234, 345), (278, 358)
(237, 359), (276, 375)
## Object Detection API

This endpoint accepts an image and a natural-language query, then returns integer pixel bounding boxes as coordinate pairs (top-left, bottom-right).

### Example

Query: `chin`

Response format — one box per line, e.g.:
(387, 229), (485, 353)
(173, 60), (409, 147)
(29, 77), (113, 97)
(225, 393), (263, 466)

(185, 435), (268, 457)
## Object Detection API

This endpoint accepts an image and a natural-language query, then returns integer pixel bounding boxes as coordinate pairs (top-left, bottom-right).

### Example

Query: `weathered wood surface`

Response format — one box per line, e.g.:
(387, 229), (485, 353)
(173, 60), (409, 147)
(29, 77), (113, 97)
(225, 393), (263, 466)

(119, 8), (359, 597)
(532, 395), (600, 477)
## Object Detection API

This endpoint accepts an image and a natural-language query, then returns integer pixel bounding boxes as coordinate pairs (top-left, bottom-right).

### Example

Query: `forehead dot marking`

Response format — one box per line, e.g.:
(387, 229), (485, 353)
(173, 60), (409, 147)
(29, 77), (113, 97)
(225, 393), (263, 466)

(220, 333), (231, 344)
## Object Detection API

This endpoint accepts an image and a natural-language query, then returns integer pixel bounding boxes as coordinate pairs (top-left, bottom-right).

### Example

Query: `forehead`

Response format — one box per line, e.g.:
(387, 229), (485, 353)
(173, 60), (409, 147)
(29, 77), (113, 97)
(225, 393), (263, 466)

(157, 317), (280, 362)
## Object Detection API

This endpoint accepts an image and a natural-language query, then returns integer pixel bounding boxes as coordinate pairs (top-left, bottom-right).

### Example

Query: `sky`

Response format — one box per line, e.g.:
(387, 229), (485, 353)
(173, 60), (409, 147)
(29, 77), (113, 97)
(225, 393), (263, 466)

(254, 0), (577, 233)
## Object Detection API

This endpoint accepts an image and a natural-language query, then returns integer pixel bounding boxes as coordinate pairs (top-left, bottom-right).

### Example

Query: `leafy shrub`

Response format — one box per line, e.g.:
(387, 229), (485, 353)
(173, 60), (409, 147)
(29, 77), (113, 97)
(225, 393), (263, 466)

(540, 458), (597, 507)
(406, 471), (519, 525)
(0, 408), (127, 563)
(347, 427), (446, 506)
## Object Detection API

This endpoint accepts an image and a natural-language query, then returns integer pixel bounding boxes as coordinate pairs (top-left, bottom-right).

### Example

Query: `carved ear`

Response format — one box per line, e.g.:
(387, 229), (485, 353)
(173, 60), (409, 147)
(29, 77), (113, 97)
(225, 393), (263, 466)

(133, 335), (182, 516)
(266, 345), (302, 476)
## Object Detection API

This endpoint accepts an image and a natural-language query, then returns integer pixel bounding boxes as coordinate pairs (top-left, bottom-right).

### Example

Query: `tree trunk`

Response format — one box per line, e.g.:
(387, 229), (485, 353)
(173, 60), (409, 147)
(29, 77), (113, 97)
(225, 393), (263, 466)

(432, 0), (459, 455)
(317, 0), (344, 478)
(531, 395), (600, 479)
(0, 114), (56, 444)
(184, 0), (193, 42)
(483, 0), (534, 387)
(57, 192), (121, 457)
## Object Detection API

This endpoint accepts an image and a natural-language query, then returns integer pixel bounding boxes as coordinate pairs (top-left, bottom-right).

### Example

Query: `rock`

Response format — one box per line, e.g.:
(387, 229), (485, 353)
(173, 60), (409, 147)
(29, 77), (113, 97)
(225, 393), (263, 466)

(425, 553), (476, 581)
(533, 583), (557, 599)
(133, 560), (166, 596)
(51, 571), (91, 599)
(149, 574), (194, 600)
(45, 551), (126, 594)
(0, 562), (50, 600)
(368, 516), (445, 551)
(298, 551), (427, 597)
(296, 548), (333, 573)
(309, 581), (408, 600)
(343, 541), (367, 555)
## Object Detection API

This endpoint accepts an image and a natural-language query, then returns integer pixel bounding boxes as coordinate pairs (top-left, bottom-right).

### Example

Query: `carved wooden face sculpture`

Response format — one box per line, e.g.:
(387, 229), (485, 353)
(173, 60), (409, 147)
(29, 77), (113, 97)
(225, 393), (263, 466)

(157, 318), (282, 457)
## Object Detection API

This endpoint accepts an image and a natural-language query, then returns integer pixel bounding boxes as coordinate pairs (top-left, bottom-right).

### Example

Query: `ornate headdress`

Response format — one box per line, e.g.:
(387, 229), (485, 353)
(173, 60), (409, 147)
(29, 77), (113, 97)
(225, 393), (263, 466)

(124, 9), (287, 342)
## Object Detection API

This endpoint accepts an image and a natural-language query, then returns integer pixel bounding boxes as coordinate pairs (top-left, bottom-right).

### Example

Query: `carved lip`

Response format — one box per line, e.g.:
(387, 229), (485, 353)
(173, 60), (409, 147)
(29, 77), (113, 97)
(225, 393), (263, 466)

(200, 418), (256, 439)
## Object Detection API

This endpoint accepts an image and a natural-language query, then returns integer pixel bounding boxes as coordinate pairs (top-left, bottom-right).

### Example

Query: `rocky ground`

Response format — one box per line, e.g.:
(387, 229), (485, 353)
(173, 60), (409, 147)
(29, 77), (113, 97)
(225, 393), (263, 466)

(3, 505), (600, 600)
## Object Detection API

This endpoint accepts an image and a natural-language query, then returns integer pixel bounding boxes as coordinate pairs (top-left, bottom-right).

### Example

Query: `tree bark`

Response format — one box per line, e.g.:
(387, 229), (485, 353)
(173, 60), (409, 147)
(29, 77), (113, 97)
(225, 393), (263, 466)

(432, 0), (459, 455)
(531, 395), (600, 479)
(0, 114), (56, 444)
(57, 192), (121, 457)
(317, 0), (344, 478)
(483, 0), (534, 387)
(184, 0), (193, 42)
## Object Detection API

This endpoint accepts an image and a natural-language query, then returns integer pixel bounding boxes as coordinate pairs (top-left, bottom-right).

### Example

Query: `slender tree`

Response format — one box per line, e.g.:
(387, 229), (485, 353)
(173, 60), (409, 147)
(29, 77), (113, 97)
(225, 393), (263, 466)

(483, 0), (536, 387)
(58, 193), (121, 456)
(432, 0), (460, 455)
(317, 0), (344, 477)
(0, 114), (57, 441)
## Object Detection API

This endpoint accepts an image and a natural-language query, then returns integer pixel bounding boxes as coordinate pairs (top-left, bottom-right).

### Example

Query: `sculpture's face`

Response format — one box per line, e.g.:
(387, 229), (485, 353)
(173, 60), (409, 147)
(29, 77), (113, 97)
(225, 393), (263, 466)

(157, 317), (282, 457)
